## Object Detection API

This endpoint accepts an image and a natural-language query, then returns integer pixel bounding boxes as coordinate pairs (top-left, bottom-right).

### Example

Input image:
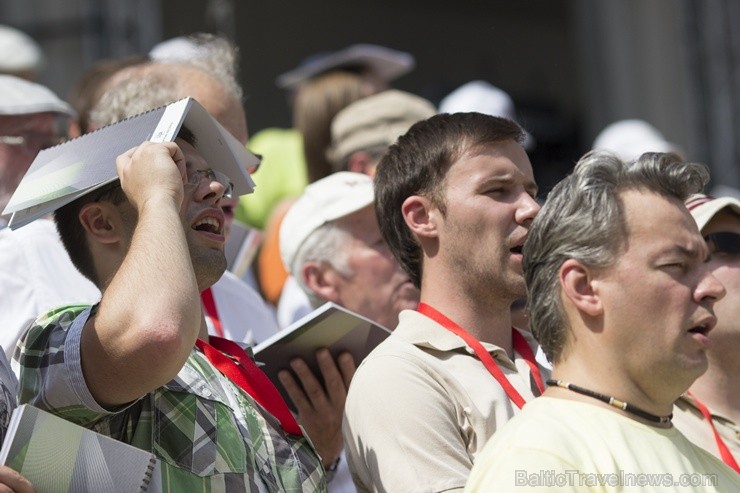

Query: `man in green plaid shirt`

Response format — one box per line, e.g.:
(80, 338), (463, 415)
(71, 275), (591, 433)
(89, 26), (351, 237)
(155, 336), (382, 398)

(12, 75), (327, 490)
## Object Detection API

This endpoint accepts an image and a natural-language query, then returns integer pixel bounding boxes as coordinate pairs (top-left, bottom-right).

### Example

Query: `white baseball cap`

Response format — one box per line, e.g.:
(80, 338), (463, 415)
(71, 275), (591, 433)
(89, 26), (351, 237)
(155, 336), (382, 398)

(280, 172), (374, 274)
(276, 44), (415, 90)
(685, 193), (740, 231)
(439, 80), (534, 150)
(0, 75), (74, 117)
(592, 119), (681, 162)
(0, 25), (44, 74)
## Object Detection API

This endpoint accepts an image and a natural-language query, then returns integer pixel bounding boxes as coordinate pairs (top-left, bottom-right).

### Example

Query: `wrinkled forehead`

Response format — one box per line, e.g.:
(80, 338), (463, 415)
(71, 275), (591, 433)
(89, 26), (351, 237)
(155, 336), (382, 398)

(620, 190), (706, 254)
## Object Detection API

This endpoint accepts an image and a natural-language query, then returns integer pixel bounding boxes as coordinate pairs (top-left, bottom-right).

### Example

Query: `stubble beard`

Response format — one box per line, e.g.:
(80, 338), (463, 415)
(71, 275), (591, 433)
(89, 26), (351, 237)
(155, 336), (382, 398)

(190, 245), (227, 291)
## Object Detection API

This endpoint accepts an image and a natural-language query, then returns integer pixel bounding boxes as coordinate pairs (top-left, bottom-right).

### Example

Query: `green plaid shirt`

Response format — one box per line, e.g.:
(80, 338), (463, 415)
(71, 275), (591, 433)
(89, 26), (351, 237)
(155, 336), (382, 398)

(14, 304), (327, 493)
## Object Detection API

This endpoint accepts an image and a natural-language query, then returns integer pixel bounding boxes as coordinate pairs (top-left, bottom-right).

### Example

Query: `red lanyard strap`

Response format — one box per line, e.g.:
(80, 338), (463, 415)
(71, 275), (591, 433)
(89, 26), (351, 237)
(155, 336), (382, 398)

(686, 391), (740, 473)
(196, 293), (302, 436)
(196, 337), (302, 436)
(200, 288), (224, 338)
(417, 303), (544, 409)
(512, 330), (545, 394)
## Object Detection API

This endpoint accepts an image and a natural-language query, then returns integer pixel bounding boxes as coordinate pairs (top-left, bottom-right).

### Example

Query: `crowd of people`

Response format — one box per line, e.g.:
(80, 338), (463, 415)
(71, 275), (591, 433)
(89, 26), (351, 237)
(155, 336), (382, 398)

(0, 24), (738, 492)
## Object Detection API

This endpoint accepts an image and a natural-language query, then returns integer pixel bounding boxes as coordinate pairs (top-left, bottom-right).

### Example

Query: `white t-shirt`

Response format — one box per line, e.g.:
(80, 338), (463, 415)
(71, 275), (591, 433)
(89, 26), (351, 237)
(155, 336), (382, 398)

(0, 219), (100, 359)
(206, 270), (279, 345)
(466, 396), (740, 492)
(276, 275), (313, 329)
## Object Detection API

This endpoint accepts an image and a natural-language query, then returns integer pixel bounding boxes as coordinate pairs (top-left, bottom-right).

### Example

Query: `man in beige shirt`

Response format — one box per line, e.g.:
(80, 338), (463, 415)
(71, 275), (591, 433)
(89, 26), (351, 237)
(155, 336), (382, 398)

(673, 193), (740, 471)
(343, 113), (549, 492)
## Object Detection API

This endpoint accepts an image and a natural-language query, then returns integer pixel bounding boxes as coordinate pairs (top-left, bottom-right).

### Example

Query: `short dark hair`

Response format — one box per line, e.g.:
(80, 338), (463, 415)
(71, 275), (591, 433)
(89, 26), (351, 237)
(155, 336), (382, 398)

(374, 112), (525, 288)
(55, 126), (197, 286)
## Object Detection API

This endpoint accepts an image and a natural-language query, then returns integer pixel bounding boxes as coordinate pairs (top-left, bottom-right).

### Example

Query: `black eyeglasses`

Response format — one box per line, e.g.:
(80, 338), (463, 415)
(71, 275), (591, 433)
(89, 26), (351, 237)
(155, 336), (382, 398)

(93, 167), (234, 203)
(704, 232), (740, 255)
(187, 168), (234, 199)
(0, 133), (66, 151)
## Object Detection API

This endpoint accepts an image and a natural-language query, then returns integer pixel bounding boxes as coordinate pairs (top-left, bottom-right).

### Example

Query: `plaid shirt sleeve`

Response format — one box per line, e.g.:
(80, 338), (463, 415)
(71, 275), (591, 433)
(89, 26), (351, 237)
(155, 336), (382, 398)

(15, 304), (327, 492)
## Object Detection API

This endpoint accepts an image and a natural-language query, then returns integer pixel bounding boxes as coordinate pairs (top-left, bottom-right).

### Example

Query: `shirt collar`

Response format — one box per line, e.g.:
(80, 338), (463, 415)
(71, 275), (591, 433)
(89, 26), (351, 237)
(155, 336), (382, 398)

(393, 309), (535, 370)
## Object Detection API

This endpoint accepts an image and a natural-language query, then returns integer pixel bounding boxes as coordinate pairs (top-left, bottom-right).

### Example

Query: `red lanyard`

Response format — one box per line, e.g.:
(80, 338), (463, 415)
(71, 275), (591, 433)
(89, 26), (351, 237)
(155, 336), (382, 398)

(686, 391), (740, 473)
(201, 288), (225, 338)
(417, 302), (544, 409)
(197, 288), (301, 436)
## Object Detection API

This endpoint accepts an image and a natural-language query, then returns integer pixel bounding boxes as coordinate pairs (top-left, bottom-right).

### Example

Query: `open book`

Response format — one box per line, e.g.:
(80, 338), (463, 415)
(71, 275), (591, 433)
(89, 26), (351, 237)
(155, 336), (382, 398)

(3, 97), (258, 230)
(0, 404), (161, 492)
(253, 302), (392, 409)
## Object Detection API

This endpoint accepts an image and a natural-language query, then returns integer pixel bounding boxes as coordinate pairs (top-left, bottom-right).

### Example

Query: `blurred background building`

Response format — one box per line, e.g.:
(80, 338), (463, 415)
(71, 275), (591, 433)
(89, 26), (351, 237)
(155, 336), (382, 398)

(2, 0), (738, 194)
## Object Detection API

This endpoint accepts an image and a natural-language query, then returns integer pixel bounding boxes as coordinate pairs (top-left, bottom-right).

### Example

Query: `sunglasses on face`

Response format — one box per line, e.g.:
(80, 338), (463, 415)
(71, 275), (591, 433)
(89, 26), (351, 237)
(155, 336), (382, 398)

(704, 232), (740, 255)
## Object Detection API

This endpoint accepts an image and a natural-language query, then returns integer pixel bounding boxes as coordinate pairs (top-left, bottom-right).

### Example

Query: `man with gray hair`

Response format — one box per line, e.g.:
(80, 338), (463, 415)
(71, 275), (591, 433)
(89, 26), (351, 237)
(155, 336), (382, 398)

(466, 152), (740, 491)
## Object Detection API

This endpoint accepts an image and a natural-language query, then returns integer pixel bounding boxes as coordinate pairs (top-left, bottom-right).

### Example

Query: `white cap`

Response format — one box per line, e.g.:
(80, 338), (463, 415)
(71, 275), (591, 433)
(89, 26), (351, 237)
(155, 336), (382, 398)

(0, 75), (74, 117)
(0, 25), (44, 74)
(592, 119), (681, 162)
(280, 172), (374, 274)
(685, 193), (740, 231)
(439, 80), (534, 150)
(150, 36), (201, 60)
(276, 44), (415, 90)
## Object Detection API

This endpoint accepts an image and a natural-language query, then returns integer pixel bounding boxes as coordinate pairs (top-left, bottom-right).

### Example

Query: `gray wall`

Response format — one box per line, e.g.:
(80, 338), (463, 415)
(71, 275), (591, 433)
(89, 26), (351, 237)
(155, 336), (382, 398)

(3, 0), (738, 192)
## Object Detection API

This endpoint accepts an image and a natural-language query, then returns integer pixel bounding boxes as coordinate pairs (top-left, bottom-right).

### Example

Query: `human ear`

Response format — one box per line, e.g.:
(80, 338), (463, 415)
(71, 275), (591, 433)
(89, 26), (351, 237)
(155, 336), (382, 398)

(78, 202), (122, 245)
(559, 259), (603, 317)
(302, 261), (341, 303)
(401, 195), (439, 239)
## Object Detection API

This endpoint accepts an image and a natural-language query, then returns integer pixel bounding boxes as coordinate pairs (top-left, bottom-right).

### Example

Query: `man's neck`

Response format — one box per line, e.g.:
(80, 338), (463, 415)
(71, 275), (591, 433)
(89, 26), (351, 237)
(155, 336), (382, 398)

(550, 359), (678, 429)
(688, 355), (740, 424)
(199, 313), (209, 341)
(419, 289), (514, 355)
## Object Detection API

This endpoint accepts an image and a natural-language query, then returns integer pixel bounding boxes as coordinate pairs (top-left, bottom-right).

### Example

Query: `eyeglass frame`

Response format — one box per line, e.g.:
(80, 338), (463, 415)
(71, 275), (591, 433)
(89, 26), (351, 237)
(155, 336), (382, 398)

(0, 133), (66, 151)
(92, 166), (235, 204)
(187, 168), (234, 199)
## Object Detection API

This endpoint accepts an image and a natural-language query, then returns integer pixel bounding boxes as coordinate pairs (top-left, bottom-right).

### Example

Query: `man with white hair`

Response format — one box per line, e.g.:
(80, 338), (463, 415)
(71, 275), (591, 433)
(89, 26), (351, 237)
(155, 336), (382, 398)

(0, 75), (100, 358)
(673, 193), (740, 472)
(280, 171), (420, 332)
(277, 89), (433, 327)
(279, 171), (420, 492)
